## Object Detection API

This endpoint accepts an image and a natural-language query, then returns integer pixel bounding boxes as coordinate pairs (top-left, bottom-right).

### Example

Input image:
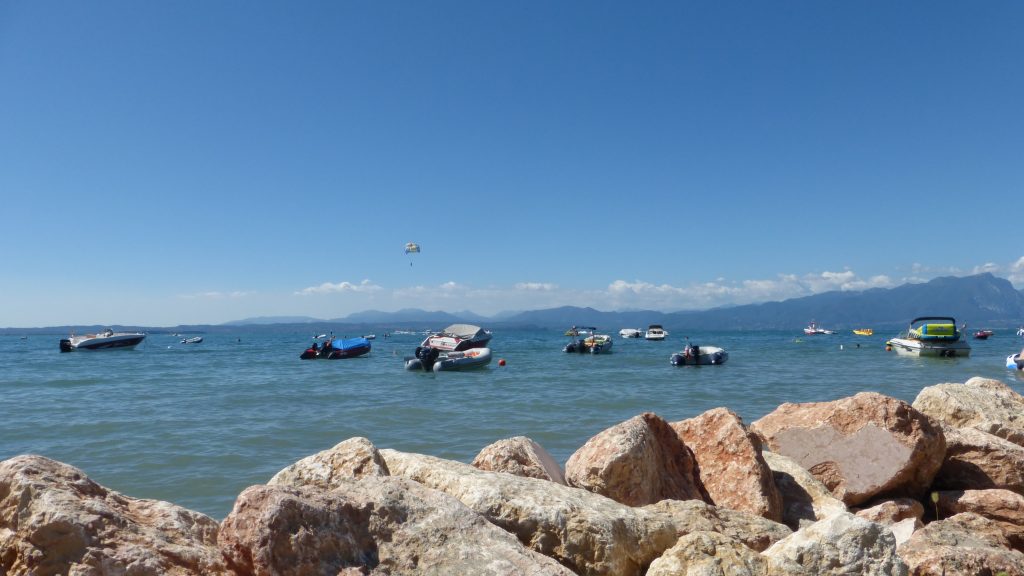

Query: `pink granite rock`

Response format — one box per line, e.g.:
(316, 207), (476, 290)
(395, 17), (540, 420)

(931, 425), (1024, 495)
(471, 436), (566, 484)
(268, 436), (389, 490)
(671, 407), (783, 521)
(853, 498), (924, 525)
(935, 489), (1024, 552)
(897, 512), (1024, 575)
(0, 455), (227, 576)
(751, 392), (945, 506)
(565, 412), (709, 506)
(913, 377), (1024, 447)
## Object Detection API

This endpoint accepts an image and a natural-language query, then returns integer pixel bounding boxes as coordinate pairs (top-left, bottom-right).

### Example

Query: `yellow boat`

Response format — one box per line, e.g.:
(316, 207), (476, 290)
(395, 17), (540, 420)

(853, 329), (874, 336)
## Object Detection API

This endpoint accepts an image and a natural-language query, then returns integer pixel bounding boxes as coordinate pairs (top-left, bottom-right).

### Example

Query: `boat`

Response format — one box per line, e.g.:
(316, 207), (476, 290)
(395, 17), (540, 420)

(886, 317), (971, 358)
(1007, 353), (1023, 370)
(670, 341), (728, 366)
(853, 329), (874, 336)
(973, 329), (994, 340)
(564, 327), (613, 354)
(300, 336), (372, 359)
(59, 329), (146, 352)
(645, 324), (668, 341)
(362, 334), (376, 340)
(419, 324), (492, 352)
(405, 346), (492, 372)
(181, 336), (203, 344)
(803, 321), (834, 335)
(619, 328), (643, 339)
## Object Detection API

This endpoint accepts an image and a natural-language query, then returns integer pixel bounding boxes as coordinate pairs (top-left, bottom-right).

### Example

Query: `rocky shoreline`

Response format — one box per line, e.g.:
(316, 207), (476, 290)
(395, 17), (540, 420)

(3, 376), (1024, 575)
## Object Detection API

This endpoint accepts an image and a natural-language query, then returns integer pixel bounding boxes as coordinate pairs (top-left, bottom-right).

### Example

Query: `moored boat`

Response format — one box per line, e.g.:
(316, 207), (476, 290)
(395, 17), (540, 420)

(1007, 353), (1023, 370)
(670, 341), (728, 366)
(853, 329), (873, 336)
(300, 336), (372, 359)
(973, 329), (994, 340)
(804, 321), (834, 335)
(181, 336), (203, 344)
(886, 316), (971, 358)
(564, 327), (613, 354)
(59, 329), (146, 352)
(619, 328), (643, 339)
(645, 324), (668, 341)
(420, 324), (492, 351)
(405, 346), (492, 371)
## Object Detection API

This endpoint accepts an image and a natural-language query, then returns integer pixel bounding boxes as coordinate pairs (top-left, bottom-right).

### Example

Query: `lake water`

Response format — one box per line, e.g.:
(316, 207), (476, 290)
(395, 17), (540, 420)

(2, 328), (1022, 520)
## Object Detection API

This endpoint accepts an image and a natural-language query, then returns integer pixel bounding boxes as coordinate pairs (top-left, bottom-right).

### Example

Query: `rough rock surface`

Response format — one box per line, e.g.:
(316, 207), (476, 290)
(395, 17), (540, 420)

(897, 512), (1024, 575)
(930, 425), (1024, 495)
(565, 412), (709, 506)
(471, 436), (566, 484)
(219, 478), (575, 576)
(381, 449), (790, 576)
(0, 455), (226, 576)
(761, 451), (847, 530)
(646, 530), (805, 576)
(763, 512), (908, 576)
(751, 392), (945, 506)
(912, 377), (1024, 447)
(671, 408), (783, 521)
(267, 436), (389, 490)
(935, 489), (1024, 551)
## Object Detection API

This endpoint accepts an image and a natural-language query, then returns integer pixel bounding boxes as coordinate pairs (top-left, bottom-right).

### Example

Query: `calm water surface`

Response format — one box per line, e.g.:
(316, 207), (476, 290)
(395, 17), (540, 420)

(2, 329), (1022, 519)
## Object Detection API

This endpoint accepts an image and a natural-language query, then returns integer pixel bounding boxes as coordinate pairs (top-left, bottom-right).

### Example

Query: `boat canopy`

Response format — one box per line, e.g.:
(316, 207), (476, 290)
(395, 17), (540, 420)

(441, 324), (488, 339)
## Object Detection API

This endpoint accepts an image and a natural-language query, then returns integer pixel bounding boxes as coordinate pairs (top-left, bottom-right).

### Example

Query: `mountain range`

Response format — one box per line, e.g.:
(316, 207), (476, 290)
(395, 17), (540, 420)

(5, 273), (1023, 334)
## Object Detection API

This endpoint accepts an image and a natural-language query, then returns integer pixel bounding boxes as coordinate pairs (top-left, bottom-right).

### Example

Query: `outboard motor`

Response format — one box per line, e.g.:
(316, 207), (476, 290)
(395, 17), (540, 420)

(415, 346), (440, 371)
(59, 339), (73, 353)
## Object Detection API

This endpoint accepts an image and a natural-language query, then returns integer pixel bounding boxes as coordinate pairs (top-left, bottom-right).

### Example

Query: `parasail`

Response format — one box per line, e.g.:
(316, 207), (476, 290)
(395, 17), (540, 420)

(404, 242), (420, 254)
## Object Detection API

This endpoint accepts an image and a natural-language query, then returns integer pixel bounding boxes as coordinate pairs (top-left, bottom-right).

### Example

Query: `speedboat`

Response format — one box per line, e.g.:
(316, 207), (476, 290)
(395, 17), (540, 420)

(804, 321), (834, 335)
(362, 334), (376, 340)
(645, 324), (668, 341)
(59, 329), (146, 352)
(300, 336), (372, 359)
(405, 346), (492, 372)
(564, 327), (613, 354)
(181, 336), (203, 344)
(670, 341), (728, 366)
(419, 324), (492, 351)
(973, 329), (994, 340)
(619, 328), (643, 339)
(886, 316), (971, 358)
(1007, 353), (1023, 370)
(853, 329), (874, 336)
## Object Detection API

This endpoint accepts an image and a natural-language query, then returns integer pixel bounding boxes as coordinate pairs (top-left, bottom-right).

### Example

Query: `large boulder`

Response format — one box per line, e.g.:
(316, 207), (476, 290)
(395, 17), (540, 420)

(671, 408), (783, 521)
(471, 436), (566, 484)
(268, 436), (389, 490)
(912, 377), (1024, 447)
(897, 512), (1024, 575)
(761, 451), (847, 530)
(935, 489), (1024, 551)
(751, 392), (946, 506)
(565, 412), (709, 506)
(853, 498), (924, 526)
(382, 449), (791, 576)
(0, 455), (227, 576)
(646, 530), (805, 576)
(763, 512), (907, 575)
(930, 425), (1024, 495)
(219, 478), (575, 576)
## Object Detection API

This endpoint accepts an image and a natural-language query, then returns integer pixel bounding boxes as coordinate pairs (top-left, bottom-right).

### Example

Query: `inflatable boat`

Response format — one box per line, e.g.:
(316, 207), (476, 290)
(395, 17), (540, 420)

(405, 346), (492, 372)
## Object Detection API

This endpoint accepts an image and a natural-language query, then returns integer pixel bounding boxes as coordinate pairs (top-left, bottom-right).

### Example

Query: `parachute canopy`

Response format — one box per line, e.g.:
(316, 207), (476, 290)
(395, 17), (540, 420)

(404, 242), (420, 254)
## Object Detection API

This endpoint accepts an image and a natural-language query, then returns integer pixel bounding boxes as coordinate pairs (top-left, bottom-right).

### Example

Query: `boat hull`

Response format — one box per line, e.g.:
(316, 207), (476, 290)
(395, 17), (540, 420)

(888, 338), (971, 358)
(406, 347), (492, 371)
(60, 333), (146, 352)
(300, 337), (372, 359)
(671, 346), (728, 366)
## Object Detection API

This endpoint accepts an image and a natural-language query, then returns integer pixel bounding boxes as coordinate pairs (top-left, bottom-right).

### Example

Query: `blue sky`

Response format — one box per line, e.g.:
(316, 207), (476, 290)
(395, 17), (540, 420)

(2, 1), (1022, 327)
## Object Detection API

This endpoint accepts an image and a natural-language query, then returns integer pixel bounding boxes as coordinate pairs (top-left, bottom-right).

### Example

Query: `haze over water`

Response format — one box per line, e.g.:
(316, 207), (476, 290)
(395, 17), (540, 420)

(3, 329), (1021, 519)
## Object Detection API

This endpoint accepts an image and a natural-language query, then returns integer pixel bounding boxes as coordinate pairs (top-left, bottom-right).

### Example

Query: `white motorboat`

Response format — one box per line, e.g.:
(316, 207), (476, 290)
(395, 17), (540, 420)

(1007, 353), (1023, 370)
(564, 327), (613, 354)
(59, 329), (146, 352)
(181, 336), (203, 344)
(803, 321), (834, 335)
(887, 316), (971, 358)
(645, 324), (668, 340)
(619, 328), (643, 338)
(671, 342), (728, 366)
(405, 347), (492, 372)
(420, 324), (492, 351)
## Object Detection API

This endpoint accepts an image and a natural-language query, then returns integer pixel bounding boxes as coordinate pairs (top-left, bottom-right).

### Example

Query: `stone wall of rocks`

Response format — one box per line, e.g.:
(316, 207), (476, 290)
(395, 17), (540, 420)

(3, 376), (1024, 575)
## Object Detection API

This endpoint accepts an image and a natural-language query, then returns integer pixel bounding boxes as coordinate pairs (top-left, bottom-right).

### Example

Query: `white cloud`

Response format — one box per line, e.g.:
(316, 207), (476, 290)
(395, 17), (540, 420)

(515, 282), (558, 291)
(972, 262), (1000, 274)
(295, 279), (382, 296)
(1008, 256), (1024, 287)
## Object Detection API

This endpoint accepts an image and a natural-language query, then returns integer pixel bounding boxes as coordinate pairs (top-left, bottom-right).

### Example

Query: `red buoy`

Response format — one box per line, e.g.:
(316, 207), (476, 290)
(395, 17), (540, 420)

(498, 358), (506, 366)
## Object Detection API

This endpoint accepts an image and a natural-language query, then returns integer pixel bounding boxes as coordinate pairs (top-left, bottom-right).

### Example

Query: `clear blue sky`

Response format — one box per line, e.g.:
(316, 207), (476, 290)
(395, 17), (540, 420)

(2, 1), (1022, 327)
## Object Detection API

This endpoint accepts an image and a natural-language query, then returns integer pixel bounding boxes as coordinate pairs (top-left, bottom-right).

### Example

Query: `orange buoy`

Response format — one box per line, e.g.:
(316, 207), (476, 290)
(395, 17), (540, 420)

(498, 358), (506, 366)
